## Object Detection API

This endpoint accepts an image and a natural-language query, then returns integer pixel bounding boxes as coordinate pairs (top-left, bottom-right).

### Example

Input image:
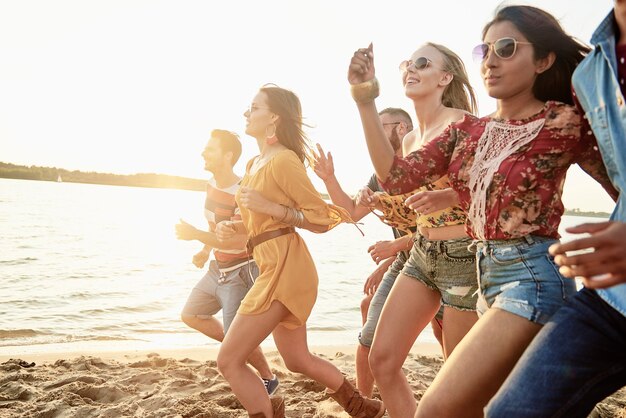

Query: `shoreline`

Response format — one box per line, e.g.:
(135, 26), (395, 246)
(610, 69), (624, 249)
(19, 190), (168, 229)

(0, 342), (443, 365)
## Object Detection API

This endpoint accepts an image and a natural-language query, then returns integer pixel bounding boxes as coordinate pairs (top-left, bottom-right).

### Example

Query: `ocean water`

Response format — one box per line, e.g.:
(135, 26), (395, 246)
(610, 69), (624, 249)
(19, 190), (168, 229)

(0, 178), (606, 356)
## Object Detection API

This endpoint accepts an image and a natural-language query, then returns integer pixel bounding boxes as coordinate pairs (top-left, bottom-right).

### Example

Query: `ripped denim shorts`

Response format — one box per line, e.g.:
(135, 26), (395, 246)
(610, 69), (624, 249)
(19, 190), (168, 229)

(469, 235), (577, 325)
(402, 235), (477, 311)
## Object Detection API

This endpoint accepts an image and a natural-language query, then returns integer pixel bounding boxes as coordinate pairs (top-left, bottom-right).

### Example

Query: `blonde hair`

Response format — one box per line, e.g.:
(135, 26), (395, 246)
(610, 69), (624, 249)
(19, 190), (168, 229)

(426, 42), (478, 114)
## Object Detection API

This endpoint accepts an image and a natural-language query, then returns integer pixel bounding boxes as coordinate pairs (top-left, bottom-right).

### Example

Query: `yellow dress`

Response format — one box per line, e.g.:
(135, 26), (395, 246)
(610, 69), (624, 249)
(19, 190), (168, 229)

(236, 149), (352, 329)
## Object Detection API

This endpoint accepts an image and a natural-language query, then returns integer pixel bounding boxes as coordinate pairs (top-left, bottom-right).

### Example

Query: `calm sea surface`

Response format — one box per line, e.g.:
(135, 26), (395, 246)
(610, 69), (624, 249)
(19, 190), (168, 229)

(0, 178), (605, 356)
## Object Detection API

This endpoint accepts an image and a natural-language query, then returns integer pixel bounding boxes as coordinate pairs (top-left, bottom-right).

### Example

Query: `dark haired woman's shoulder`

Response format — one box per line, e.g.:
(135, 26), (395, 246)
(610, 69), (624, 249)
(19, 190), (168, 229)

(543, 101), (584, 135)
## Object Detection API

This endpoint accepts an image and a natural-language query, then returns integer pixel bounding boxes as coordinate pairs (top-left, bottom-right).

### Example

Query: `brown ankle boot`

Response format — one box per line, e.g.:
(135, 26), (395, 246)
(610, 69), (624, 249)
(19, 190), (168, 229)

(327, 377), (385, 418)
(248, 396), (284, 418)
(270, 396), (285, 418)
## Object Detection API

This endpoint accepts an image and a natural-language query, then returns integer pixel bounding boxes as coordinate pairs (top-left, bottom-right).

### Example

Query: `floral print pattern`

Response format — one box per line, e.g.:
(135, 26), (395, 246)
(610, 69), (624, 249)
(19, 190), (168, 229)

(379, 101), (618, 239)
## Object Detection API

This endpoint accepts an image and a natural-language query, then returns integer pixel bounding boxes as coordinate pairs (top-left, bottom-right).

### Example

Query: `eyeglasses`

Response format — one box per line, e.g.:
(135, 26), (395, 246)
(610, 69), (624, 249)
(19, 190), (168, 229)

(382, 122), (401, 127)
(246, 104), (271, 114)
(399, 57), (437, 73)
(472, 37), (532, 62)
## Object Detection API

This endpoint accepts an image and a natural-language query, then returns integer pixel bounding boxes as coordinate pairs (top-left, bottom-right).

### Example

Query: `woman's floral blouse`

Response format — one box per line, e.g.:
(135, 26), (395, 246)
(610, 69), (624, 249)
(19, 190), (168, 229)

(379, 101), (618, 240)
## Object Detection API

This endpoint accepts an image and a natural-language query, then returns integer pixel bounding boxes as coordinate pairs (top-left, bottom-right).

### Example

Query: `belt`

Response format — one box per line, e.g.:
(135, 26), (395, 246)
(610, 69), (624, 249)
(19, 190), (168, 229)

(246, 227), (295, 253)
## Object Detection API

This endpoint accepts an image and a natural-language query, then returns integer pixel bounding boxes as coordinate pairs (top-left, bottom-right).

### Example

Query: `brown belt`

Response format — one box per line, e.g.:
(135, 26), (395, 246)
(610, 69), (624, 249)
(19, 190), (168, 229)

(246, 227), (295, 253)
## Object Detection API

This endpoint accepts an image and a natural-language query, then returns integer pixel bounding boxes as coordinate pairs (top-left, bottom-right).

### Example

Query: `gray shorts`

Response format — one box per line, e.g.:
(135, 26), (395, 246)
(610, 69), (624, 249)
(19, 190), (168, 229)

(401, 235), (477, 311)
(181, 260), (258, 334)
(359, 251), (408, 347)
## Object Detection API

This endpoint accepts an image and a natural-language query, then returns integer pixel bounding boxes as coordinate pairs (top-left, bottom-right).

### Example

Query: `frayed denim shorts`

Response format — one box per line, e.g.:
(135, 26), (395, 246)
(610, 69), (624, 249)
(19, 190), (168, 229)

(401, 235), (477, 311)
(469, 235), (577, 325)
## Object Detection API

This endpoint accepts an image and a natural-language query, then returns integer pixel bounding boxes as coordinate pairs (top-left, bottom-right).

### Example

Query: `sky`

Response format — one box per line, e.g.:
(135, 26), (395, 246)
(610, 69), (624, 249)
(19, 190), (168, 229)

(0, 0), (617, 212)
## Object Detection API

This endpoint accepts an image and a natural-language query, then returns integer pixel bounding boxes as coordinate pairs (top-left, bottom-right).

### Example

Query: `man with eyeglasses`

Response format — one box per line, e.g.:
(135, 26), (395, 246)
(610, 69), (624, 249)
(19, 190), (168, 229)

(175, 129), (279, 395)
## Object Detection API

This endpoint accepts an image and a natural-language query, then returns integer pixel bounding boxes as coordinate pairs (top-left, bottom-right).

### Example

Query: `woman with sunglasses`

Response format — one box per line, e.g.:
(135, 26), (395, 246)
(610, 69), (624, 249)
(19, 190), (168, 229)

(348, 5), (618, 418)
(215, 85), (385, 418)
(353, 42), (480, 418)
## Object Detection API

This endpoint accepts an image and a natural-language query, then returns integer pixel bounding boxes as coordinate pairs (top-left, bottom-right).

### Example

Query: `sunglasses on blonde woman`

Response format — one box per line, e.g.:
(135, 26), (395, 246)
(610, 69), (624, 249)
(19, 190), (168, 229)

(472, 37), (533, 62)
(399, 57), (438, 73)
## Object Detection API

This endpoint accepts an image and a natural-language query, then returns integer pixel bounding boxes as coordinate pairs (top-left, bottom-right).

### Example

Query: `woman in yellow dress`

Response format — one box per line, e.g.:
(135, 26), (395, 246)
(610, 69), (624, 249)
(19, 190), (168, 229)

(215, 85), (385, 418)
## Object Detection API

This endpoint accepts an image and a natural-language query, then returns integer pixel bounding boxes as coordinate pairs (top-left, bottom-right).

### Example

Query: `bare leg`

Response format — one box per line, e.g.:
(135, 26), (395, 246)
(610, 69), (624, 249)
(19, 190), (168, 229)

(182, 314), (273, 379)
(181, 314), (224, 341)
(273, 323), (344, 391)
(415, 308), (542, 418)
(357, 293), (375, 397)
(247, 346), (274, 380)
(361, 293), (373, 323)
(369, 274), (441, 418)
(356, 344), (374, 397)
(217, 302), (288, 416)
(440, 307), (478, 359)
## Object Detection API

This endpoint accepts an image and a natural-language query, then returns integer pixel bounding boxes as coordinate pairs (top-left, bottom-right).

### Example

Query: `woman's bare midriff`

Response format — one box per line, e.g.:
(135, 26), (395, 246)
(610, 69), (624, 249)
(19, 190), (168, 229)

(418, 224), (467, 241)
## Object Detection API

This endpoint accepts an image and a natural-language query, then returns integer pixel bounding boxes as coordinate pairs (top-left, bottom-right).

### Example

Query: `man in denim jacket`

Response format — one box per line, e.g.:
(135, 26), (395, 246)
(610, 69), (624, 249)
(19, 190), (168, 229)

(486, 3), (626, 417)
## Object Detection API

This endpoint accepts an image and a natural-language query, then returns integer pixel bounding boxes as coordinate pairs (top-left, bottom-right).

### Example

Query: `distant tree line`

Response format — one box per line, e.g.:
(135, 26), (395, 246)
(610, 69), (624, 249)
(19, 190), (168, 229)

(0, 162), (206, 192)
(564, 208), (611, 218)
(0, 162), (609, 215)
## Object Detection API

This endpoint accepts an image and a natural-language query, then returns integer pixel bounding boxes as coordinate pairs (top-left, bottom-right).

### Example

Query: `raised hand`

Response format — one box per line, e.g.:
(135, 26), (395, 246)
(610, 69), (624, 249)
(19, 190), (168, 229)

(348, 43), (375, 85)
(313, 143), (335, 181)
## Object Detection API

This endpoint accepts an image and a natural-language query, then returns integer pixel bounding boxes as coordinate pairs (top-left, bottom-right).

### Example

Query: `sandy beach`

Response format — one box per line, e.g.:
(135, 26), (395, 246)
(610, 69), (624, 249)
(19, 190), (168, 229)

(0, 344), (624, 418)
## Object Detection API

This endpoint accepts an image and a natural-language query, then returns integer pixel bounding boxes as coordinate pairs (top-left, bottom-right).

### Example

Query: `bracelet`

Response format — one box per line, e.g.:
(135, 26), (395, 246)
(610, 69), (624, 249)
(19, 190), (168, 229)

(350, 78), (380, 103)
(277, 205), (289, 222)
(277, 206), (305, 228)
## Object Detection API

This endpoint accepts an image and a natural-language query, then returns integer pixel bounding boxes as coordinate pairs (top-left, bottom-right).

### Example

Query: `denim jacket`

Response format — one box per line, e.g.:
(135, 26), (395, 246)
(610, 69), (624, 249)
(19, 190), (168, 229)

(572, 10), (626, 317)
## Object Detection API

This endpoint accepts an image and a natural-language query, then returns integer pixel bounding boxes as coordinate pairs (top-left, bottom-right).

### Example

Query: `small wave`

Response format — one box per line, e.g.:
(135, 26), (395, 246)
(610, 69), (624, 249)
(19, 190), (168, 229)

(306, 326), (347, 332)
(0, 329), (48, 338)
(81, 335), (143, 342)
(80, 302), (166, 316)
(0, 257), (38, 265)
(133, 329), (187, 334)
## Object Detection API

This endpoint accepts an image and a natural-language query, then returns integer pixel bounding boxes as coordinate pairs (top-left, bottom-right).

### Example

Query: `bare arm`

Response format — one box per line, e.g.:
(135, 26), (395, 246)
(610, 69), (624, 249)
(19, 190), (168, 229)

(312, 143), (371, 221)
(176, 219), (247, 250)
(348, 44), (396, 180)
(238, 186), (329, 233)
(367, 235), (412, 264)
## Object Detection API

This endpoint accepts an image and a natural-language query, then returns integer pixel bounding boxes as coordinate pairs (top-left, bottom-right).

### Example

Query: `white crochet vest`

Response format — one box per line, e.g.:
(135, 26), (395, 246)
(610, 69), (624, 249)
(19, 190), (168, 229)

(467, 119), (545, 239)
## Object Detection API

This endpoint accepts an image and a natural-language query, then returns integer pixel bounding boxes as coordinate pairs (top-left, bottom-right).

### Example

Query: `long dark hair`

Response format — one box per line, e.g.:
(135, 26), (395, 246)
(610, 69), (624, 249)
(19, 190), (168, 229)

(482, 5), (590, 105)
(259, 85), (314, 165)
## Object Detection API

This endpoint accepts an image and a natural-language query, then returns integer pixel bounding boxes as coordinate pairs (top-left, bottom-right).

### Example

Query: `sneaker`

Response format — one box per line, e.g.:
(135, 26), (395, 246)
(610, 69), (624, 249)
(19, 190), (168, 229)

(262, 375), (279, 395)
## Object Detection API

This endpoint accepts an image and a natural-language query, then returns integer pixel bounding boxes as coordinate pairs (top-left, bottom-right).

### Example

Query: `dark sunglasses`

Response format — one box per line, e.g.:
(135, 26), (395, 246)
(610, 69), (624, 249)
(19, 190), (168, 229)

(472, 37), (532, 62)
(399, 57), (436, 72)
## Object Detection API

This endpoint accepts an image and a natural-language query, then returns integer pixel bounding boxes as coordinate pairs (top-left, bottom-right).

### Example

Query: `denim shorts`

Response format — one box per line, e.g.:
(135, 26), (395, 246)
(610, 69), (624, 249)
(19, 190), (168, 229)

(401, 236), (477, 311)
(359, 251), (408, 347)
(181, 260), (258, 333)
(471, 235), (576, 325)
